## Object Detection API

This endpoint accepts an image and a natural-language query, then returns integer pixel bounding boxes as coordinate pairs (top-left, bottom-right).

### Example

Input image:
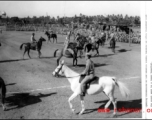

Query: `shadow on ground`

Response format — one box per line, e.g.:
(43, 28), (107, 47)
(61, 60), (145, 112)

(75, 63), (108, 68)
(118, 49), (131, 53)
(6, 83), (16, 86)
(0, 59), (29, 63)
(79, 99), (141, 116)
(4, 92), (57, 111)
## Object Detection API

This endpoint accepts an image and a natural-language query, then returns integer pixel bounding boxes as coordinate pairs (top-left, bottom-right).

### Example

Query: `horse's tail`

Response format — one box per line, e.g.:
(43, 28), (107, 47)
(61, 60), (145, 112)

(54, 49), (58, 57)
(20, 43), (25, 50)
(112, 77), (130, 98)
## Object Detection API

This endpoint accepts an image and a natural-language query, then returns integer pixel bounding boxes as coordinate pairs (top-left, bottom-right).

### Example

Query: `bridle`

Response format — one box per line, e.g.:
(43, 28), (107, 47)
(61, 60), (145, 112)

(54, 64), (64, 77)
(54, 64), (81, 78)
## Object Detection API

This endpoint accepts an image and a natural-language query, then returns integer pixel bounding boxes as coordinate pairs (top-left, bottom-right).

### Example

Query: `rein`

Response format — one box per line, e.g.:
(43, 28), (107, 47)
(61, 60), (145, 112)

(64, 75), (80, 78)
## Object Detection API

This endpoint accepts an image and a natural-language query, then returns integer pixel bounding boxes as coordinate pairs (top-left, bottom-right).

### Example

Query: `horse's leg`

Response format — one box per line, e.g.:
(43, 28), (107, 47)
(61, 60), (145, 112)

(27, 49), (31, 59)
(79, 95), (85, 115)
(108, 92), (117, 117)
(23, 49), (27, 59)
(73, 54), (77, 66)
(38, 50), (41, 58)
(53, 38), (54, 43)
(96, 48), (99, 56)
(68, 92), (78, 113)
(1, 88), (6, 111)
(79, 50), (83, 58)
(57, 54), (63, 66)
(56, 37), (57, 43)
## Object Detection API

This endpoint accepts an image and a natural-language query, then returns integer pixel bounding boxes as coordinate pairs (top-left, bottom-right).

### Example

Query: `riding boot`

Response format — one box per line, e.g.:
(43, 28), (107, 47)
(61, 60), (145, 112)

(80, 84), (86, 96)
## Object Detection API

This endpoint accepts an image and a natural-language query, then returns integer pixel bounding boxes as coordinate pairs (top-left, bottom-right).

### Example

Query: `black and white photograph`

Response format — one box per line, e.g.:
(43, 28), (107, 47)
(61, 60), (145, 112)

(0, 1), (142, 119)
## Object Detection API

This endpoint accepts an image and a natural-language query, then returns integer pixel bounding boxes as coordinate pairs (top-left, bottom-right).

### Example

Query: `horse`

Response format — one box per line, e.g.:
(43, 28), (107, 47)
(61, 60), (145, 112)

(110, 39), (116, 53)
(74, 36), (88, 58)
(20, 37), (46, 59)
(45, 31), (57, 43)
(0, 77), (6, 111)
(54, 46), (78, 66)
(84, 41), (100, 56)
(52, 60), (130, 117)
(98, 36), (106, 46)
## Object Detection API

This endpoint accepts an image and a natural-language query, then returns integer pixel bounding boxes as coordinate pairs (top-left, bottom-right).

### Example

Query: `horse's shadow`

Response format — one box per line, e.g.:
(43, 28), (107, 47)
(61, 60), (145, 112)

(6, 83), (16, 86)
(107, 46), (119, 49)
(80, 99), (141, 116)
(75, 63), (108, 68)
(118, 49), (132, 53)
(0, 58), (28, 63)
(4, 92), (57, 111)
(92, 54), (115, 58)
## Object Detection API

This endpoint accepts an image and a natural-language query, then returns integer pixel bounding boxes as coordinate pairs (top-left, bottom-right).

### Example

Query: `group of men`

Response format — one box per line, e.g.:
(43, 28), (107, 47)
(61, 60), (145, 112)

(30, 29), (115, 97)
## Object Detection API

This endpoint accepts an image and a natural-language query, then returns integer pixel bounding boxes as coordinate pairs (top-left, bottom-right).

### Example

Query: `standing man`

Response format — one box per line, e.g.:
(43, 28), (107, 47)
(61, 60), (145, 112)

(80, 52), (95, 96)
(67, 30), (72, 41)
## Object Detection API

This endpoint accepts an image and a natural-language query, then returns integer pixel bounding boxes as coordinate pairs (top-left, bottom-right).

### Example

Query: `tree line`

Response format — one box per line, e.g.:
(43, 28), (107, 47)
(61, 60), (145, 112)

(0, 13), (140, 27)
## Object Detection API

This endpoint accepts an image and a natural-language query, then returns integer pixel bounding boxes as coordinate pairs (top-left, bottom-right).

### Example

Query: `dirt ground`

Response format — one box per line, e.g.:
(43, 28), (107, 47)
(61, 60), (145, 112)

(0, 31), (141, 119)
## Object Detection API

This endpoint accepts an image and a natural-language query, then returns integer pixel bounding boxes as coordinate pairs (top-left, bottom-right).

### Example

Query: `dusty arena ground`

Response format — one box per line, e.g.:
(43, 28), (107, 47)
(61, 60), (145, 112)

(0, 31), (141, 119)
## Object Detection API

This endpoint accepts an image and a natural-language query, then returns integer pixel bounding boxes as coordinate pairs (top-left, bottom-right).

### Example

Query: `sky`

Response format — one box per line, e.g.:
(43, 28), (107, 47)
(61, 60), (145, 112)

(0, 1), (140, 18)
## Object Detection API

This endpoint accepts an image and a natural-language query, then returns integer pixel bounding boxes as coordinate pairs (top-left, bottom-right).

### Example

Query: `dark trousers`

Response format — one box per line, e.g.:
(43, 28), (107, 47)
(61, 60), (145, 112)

(80, 74), (94, 93)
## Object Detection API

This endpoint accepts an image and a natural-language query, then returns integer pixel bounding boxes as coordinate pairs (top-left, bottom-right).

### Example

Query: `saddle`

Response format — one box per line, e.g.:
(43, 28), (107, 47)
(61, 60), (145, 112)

(79, 75), (99, 89)
(31, 42), (37, 50)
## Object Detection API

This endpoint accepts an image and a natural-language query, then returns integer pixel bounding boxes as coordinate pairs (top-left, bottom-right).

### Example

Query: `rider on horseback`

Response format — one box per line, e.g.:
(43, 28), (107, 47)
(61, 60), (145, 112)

(90, 33), (97, 50)
(109, 30), (116, 44)
(31, 33), (37, 50)
(80, 52), (95, 96)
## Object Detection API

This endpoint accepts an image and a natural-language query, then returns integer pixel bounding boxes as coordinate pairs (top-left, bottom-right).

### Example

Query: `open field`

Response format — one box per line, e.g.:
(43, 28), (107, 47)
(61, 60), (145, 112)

(0, 31), (141, 118)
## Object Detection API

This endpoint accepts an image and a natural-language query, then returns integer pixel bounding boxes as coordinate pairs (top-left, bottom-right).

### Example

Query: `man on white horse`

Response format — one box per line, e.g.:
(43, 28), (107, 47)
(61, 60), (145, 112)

(80, 52), (95, 96)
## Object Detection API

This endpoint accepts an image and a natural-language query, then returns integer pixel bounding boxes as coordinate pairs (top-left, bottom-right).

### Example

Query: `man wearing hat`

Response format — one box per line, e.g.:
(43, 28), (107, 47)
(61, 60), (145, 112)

(80, 52), (95, 96)
(31, 33), (37, 50)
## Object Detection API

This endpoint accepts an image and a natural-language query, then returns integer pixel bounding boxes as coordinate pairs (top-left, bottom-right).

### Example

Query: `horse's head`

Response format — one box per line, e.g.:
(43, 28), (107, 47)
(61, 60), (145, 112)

(39, 37), (46, 42)
(52, 60), (65, 77)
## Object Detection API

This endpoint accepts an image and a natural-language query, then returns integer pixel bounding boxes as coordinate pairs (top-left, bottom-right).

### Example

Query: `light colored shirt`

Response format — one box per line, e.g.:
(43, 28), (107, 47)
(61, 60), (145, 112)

(31, 36), (36, 42)
(82, 59), (95, 75)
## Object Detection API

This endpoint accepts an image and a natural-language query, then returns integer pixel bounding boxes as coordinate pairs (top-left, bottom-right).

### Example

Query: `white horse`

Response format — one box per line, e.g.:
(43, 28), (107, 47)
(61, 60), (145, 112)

(52, 60), (130, 117)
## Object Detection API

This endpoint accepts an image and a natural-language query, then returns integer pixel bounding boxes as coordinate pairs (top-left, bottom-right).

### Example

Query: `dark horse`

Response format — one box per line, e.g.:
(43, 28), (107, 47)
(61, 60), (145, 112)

(110, 39), (116, 53)
(54, 47), (78, 66)
(84, 40), (100, 56)
(20, 37), (46, 59)
(45, 31), (57, 43)
(0, 77), (6, 111)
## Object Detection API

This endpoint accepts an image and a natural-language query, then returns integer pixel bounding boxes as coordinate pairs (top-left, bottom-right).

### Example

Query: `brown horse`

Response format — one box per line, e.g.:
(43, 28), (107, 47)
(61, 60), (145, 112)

(54, 47), (78, 66)
(20, 37), (46, 59)
(0, 77), (6, 111)
(45, 31), (57, 43)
